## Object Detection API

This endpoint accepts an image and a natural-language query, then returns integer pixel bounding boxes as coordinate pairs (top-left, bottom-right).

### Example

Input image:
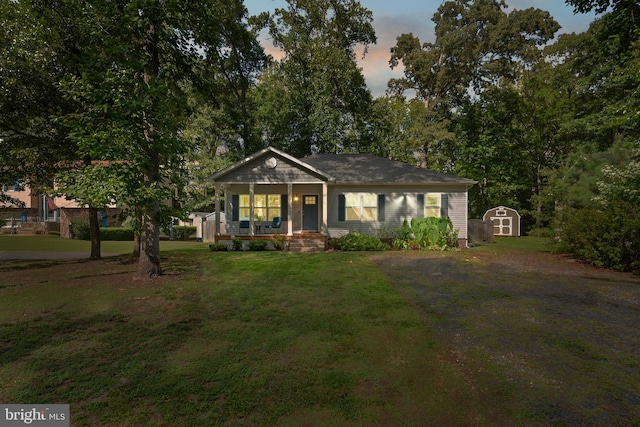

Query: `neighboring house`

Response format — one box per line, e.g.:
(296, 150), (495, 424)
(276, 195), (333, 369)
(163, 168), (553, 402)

(207, 147), (476, 246)
(0, 181), (121, 236)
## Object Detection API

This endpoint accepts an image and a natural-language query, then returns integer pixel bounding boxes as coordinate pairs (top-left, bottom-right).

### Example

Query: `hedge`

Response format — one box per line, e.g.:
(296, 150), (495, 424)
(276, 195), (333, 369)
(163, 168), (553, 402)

(100, 227), (135, 241)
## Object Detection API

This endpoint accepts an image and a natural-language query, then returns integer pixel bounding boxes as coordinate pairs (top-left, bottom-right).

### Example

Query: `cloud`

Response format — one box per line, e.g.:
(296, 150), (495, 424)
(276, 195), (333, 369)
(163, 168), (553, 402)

(357, 13), (435, 97)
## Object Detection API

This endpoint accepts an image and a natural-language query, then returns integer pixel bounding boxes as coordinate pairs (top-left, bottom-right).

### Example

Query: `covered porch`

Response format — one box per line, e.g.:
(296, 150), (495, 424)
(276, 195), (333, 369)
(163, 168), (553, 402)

(207, 182), (329, 241)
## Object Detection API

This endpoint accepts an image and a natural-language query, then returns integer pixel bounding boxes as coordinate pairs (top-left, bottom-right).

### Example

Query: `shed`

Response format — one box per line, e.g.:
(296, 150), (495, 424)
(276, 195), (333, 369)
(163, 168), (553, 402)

(483, 206), (521, 237)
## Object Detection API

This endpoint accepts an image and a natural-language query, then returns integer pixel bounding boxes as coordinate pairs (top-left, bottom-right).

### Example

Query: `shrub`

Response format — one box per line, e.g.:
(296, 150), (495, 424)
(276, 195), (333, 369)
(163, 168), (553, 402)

(410, 217), (458, 250)
(209, 243), (229, 251)
(329, 231), (387, 251)
(70, 215), (90, 240)
(389, 218), (458, 251)
(161, 225), (196, 240)
(232, 238), (243, 251)
(272, 234), (287, 250)
(100, 227), (134, 241)
(248, 239), (268, 251)
(48, 231), (60, 236)
(554, 202), (640, 273)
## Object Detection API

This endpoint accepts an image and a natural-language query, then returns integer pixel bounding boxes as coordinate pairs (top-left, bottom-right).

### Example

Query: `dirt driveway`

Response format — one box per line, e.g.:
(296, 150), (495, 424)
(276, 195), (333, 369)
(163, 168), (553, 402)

(373, 249), (640, 426)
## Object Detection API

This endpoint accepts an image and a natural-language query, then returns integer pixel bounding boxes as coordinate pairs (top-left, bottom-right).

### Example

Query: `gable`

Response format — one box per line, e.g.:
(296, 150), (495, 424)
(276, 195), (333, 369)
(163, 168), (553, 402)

(210, 147), (332, 184)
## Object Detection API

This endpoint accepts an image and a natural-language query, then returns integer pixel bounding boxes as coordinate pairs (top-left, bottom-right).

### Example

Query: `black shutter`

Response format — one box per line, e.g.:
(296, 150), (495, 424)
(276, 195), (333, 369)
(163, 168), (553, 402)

(231, 194), (239, 221)
(377, 194), (385, 222)
(338, 194), (346, 222)
(440, 194), (449, 218)
(417, 194), (424, 218)
(280, 194), (288, 221)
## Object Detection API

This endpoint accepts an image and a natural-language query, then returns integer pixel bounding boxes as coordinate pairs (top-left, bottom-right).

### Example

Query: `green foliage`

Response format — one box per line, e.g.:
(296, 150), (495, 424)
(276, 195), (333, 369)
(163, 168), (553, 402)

(554, 203), (640, 273)
(70, 215), (91, 240)
(99, 228), (134, 241)
(161, 226), (196, 240)
(272, 234), (287, 250)
(553, 147), (640, 273)
(258, 0), (377, 156)
(232, 238), (243, 251)
(329, 231), (387, 251)
(248, 239), (268, 251)
(209, 243), (229, 252)
(409, 217), (458, 250)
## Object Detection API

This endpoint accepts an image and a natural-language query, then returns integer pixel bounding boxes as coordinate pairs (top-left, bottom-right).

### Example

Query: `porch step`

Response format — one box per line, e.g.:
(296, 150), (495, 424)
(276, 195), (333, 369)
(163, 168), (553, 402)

(288, 237), (327, 253)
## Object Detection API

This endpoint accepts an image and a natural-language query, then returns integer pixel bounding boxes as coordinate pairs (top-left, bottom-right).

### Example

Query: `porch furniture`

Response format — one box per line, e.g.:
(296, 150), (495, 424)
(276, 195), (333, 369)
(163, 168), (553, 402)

(239, 220), (250, 234)
(264, 217), (282, 233)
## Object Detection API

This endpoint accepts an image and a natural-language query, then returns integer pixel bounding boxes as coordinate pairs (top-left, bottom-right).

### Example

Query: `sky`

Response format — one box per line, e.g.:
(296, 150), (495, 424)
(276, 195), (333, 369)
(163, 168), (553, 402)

(244, 0), (599, 97)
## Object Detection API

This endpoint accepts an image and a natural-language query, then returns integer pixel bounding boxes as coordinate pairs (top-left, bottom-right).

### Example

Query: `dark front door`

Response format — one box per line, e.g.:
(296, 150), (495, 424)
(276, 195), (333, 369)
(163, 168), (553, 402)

(302, 195), (318, 231)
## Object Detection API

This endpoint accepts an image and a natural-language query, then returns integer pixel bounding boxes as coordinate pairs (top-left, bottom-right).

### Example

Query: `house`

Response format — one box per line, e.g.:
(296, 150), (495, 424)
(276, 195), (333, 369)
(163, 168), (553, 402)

(483, 206), (521, 237)
(207, 147), (476, 248)
(1, 181), (121, 236)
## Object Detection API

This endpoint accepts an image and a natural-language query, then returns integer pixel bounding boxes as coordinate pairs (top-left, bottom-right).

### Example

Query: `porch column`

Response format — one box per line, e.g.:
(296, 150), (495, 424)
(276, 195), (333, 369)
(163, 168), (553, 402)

(249, 183), (255, 235)
(322, 182), (328, 235)
(287, 183), (293, 236)
(214, 184), (221, 237)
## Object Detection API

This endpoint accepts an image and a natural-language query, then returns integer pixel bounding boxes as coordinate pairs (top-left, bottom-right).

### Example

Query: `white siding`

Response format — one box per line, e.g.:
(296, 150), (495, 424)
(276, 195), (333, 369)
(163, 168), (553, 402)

(327, 184), (469, 240)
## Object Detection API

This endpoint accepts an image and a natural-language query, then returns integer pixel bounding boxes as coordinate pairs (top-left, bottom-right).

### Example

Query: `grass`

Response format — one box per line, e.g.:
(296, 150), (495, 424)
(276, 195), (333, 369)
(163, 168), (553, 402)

(0, 242), (522, 426)
(474, 236), (553, 253)
(0, 234), (203, 254)
(1, 236), (638, 425)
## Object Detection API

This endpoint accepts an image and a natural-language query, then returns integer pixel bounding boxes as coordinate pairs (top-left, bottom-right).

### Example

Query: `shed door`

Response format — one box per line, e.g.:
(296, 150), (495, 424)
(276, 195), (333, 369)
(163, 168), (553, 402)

(302, 195), (318, 231)
(492, 217), (512, 236)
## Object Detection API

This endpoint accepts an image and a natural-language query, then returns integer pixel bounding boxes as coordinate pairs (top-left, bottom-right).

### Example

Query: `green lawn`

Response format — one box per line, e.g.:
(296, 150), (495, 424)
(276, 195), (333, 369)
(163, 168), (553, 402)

(0, 243), (522, 426)
(0, 234), (203, 254)
(474, 236), (553, 253)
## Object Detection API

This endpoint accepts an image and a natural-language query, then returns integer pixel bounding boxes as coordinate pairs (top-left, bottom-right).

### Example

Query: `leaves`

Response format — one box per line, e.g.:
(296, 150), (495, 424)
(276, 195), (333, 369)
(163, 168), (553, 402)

(257, 0), (376, 156)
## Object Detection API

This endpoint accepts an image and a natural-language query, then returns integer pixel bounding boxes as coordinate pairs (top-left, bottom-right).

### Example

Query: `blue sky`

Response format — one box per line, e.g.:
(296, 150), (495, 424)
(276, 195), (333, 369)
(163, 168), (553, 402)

(245, 0), (599, 97)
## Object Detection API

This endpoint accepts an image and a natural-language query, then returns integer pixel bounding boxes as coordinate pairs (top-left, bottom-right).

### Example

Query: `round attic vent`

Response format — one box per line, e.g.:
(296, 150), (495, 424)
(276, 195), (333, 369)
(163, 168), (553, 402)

(265, 157), (277, 169)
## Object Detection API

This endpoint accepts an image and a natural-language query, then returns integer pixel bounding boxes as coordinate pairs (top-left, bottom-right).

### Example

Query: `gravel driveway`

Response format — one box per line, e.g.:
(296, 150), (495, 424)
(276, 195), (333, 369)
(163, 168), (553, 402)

(372, 250), (640, 426)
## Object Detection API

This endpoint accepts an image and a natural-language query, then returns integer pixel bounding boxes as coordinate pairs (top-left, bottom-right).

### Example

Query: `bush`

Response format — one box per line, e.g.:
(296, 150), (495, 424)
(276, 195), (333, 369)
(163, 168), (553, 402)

(329, 231), (387, 251)
(554, 202), (640, 273)
(410, 217), (458, 250)
(248, 239), (268, 251)
(70, 215), (91, 240)
(389, 218), (458, 251)
(48, 231), (60, 236)
(232, 238), (243, 251)
(100, 227), (134, 241)
(209, 243), (229, 251)
(162, 225), (196, 240)
(272, 234), (287, 250)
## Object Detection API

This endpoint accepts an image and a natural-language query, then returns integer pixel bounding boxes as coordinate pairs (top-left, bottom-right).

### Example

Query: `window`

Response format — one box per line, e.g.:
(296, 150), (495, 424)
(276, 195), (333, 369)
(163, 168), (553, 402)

(239, 194), (281, 221)
(425, 194), (441, 218)
(1, 181), (19, 192)
(345, 193), (378, 221)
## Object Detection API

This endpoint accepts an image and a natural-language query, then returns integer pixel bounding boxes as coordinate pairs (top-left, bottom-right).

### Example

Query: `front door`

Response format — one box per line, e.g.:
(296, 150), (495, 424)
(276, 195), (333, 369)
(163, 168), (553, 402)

(302, 195), (318, 231)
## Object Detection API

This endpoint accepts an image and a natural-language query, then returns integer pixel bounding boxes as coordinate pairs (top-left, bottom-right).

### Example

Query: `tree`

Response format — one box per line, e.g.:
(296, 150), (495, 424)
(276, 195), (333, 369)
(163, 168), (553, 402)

(24, 0), (260, 277)
(388, 0), (559, 170)
(257, 0), (377, 157)
(0, 0), (79, 211)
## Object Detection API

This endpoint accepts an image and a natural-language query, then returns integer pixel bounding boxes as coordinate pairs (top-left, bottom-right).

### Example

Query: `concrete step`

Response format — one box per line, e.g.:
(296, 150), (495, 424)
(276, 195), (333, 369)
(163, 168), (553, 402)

(288, 238), (326, 253)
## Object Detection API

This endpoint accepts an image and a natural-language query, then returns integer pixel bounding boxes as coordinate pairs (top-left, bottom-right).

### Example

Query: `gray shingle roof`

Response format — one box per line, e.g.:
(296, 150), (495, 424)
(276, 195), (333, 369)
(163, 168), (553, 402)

(301, 153), (476, 185)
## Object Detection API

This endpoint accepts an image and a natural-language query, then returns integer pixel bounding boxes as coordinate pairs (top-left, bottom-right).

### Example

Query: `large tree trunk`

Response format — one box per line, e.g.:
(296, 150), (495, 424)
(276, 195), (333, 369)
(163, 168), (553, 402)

(88, 206), (101, 260)
(133, 230), (141, 258)
(84, 154), (101, 260)
(136, 17), (162, 278)
(137, 201), (161, 278)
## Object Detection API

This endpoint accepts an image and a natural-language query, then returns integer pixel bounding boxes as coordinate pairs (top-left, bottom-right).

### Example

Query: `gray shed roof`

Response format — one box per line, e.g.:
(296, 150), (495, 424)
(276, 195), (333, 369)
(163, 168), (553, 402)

(302, 153), (476, 185)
